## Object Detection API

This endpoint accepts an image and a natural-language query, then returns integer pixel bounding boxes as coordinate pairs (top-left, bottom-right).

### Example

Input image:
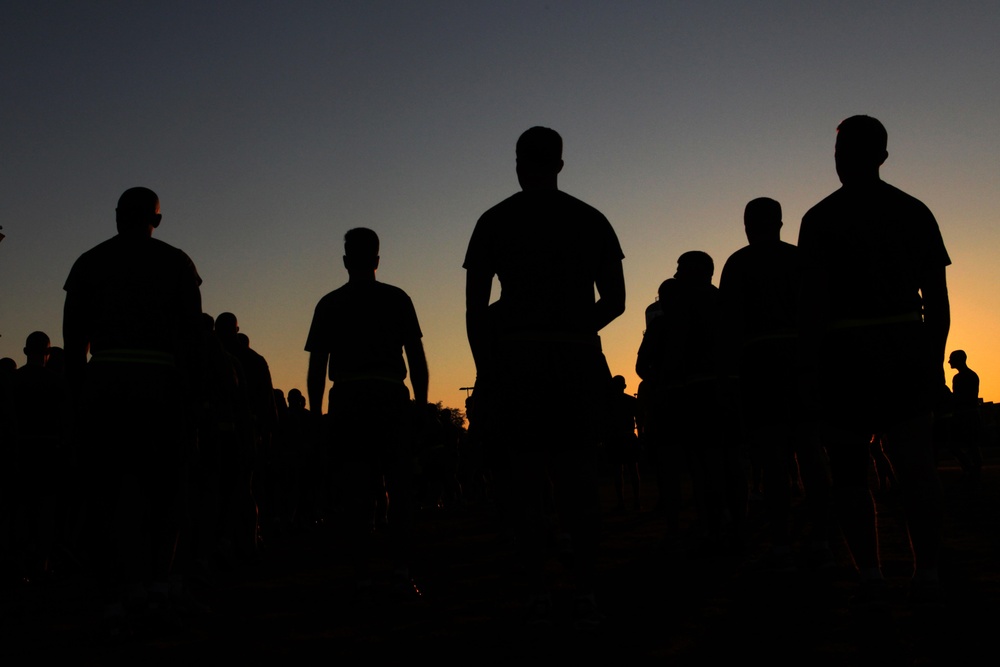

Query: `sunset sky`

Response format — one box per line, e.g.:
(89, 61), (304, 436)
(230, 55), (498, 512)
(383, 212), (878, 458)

(3, 2), (998, 413)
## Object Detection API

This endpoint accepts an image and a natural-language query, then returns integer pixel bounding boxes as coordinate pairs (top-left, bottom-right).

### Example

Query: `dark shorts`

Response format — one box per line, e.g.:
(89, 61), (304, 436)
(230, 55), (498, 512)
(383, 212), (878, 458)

(739, 338), (801, 436)
(474, 338), (612, 453)
(326, 379), (412, 464)
(81, 357), (189, 474)
(634, 377), (730, 450)
(817, 321), (935, 434)
(605, 433), (640, 464)
(951, 409), (982, 444)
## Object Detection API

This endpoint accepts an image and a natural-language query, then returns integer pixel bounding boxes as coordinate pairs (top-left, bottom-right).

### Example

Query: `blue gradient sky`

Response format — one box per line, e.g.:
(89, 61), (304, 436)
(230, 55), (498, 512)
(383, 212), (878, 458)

(3, 2), (999, 410)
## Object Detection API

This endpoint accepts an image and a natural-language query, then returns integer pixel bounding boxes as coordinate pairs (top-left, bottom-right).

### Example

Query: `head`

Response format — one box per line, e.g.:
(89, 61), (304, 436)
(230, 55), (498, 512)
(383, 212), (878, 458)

(835, 115), (888, 185)
(656, 278), (679, 302)
(23, 331), (51, 366)
(743, 197), (782, 245)
(47, 346), (66, 374)
(516, 126), (563, 191)
(612, 374), (627, 393)
(116, 187), (161, 237)
(287, 388), (306, 409)
(343, 227), (380, 278)
(948, 350), (968, 369)
(674, 251), (714, 284)
(215, 312), (239, 338)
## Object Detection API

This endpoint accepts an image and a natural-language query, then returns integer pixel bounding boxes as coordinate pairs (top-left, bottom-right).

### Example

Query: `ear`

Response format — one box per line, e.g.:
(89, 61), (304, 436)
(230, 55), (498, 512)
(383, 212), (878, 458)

(343, 255), (349, 270)
(879, 150), (888, 166)
(374, 256), (381, 270)
(151, 213), (162, 229)
(556, 159), (564, 175)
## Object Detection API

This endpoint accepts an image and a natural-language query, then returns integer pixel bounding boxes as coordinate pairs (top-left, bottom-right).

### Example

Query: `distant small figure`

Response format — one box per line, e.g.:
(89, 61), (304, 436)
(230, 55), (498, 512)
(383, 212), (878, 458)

(947, 350), (983, 483)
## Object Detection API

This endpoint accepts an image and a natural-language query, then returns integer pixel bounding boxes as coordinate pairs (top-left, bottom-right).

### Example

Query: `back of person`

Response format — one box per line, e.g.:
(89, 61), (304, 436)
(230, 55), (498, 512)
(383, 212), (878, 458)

(798, 115), (950, 602)
(474, 189), (622, 339)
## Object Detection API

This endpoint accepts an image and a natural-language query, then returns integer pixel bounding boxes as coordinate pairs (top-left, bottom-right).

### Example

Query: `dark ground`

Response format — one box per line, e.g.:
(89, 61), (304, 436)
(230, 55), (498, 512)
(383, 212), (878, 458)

(5, 451), (998, 665)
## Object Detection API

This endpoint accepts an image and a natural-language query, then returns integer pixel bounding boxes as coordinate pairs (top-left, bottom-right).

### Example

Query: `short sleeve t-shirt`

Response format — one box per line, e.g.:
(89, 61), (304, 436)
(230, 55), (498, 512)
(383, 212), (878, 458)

(798, 180), (951, 322)
(463, 189), (624, 337)
(305, 280), (422, 384)
(63, 234), (203, 355)
(719, 240), (800, 344)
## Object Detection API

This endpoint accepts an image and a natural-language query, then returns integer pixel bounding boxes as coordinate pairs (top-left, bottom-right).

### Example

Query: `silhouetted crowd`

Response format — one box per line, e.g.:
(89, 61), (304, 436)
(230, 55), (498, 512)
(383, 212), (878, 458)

(0, 117), (990, 643)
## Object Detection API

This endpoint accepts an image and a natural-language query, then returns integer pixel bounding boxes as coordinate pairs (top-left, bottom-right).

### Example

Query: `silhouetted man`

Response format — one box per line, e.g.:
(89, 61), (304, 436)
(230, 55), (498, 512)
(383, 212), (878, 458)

(63, 186), (203, 634)
(720, 198), (832, 568)
(948, 349), (982, 482)
(215, 312), (278, 551)
(798, 116), (950, 605)
(637, 252), (741, 549)
(306, 227), (429, 600)
(464, 126), (625, 627)
(9, 331), (71, 579)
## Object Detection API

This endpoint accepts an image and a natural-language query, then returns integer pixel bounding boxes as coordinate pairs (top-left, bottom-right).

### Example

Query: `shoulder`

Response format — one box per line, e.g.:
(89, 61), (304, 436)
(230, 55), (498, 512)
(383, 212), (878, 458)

(374, 281), (415, 305)
(556, 190), (607, 214)
(156, 238), (202, 288)
(880, 181), (929, 207)
(723, 244), (752, 268)
(477, 192), (525, 223)
(150, 237), (201, 279)
(802, 188), (845, 222)
(316, 281), (413, 307)
(312, 283), (351, 309)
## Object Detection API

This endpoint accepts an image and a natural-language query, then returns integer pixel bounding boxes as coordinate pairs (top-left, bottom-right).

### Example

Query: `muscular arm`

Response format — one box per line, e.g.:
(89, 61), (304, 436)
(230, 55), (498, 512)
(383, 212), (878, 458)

(594, 258), (626, 332)
(306, 351), (329, 416)
(465, 268), (493, 376)
(404, 337), (429, 406)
